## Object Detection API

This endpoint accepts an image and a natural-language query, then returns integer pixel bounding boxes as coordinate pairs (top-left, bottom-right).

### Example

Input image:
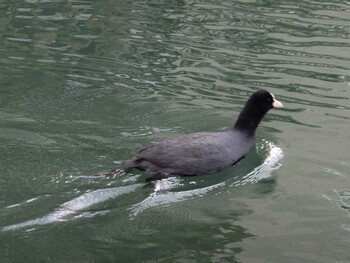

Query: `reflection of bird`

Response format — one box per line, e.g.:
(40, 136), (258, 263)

(124, 90), (283, 176)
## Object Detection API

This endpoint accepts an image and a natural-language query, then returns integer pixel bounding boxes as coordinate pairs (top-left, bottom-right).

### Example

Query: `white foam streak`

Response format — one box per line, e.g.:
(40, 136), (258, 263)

(2, 184), (141, 231)
(129, 178), (225, 217)
(232, 140), (284, 187)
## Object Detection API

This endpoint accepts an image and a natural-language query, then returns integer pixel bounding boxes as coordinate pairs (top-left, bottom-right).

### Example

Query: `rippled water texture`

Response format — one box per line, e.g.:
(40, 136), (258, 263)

(1, 1), (350, 262)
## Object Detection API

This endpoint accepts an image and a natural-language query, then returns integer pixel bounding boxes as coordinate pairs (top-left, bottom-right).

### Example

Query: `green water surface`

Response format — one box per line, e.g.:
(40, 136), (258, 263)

(1, 1), (350, 262)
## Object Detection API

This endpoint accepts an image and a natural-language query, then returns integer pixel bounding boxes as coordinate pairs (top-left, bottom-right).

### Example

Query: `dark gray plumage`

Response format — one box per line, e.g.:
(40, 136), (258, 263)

(124, 90), (283, 176)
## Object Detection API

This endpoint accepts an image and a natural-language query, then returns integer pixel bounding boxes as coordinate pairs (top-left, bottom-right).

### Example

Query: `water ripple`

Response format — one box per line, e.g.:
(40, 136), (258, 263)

(2, 139), (283, 231)
(1, 1), (349, 260)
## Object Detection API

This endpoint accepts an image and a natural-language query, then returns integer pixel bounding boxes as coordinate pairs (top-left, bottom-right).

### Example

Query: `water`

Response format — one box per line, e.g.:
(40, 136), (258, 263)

(1, 0), (349, 262)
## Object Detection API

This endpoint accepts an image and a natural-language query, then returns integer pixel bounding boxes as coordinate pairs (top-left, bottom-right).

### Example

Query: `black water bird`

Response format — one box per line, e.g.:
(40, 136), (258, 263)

(123, 90), (283, 176)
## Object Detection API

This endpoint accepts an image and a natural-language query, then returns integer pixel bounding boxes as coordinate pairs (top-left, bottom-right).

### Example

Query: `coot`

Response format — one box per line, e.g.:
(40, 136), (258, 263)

(124, 90), (283, 176)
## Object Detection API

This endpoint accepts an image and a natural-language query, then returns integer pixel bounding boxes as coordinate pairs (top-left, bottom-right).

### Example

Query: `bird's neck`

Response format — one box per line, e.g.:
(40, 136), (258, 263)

(233, 105), (266, 136)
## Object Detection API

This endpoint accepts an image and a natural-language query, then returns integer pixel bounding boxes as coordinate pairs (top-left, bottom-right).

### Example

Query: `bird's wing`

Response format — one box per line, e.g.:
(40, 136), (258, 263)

(134, 132), (227, 168)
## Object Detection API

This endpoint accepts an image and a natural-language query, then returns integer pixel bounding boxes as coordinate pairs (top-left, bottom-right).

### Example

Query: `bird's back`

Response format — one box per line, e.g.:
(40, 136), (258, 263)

(124, 130), (255, 175)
